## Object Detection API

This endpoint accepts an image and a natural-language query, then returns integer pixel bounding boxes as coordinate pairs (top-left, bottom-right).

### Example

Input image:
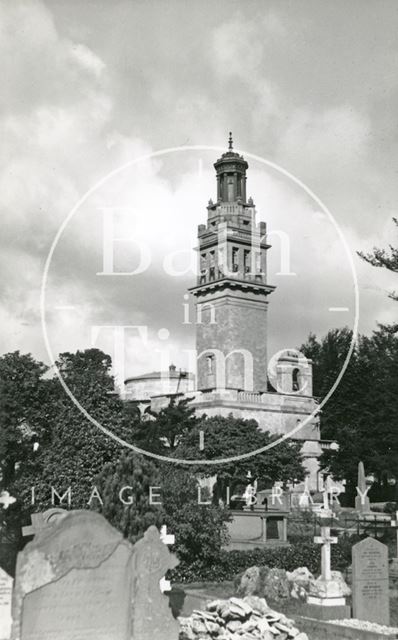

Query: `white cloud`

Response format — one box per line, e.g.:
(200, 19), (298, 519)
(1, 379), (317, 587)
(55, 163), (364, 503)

(69, 43), (105, 78)
(0, 0), (396, 376)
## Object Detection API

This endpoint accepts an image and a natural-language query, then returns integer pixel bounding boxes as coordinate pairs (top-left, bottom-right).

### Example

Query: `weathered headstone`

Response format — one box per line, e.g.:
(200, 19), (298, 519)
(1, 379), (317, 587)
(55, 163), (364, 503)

(0, 567), (13, 639)
(131, 525), (179, 640)
(352, 537), (389, 625)
(11, 510), (134, 640)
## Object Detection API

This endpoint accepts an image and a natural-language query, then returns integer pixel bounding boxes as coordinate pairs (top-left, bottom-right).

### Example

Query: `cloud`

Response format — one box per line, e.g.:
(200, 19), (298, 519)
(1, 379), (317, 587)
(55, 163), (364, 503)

(0, 0), (396, 383)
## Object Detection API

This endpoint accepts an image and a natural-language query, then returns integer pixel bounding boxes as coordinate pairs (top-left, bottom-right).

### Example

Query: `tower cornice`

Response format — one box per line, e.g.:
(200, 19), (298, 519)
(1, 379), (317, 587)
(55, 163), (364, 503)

(189, 277), (275, 297)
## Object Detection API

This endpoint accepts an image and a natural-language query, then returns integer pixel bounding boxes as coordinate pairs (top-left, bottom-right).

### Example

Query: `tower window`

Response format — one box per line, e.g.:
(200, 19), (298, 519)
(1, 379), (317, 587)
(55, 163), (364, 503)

(200, 253), (207, 283)
(232, 247), (239, 272)
(255, 252), (262, 279)
(244, 250), (251, 274)
(227, 177), (234, 201)
(209, 251), (215, 280)
(206, 354), (214, 374)
(218, 247), (225, 277)
(292, 368), (300, 391)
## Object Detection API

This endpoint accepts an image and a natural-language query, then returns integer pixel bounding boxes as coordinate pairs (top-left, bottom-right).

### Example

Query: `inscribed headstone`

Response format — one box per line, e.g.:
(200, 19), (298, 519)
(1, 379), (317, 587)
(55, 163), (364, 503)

(11, 510), (134, 640)
(352, 537), (389, 625)
(0, 567), (13, 639)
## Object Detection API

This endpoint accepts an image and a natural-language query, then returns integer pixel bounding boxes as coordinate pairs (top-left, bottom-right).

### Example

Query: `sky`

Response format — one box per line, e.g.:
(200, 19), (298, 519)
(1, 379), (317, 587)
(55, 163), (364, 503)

(1, 0), (397, 381)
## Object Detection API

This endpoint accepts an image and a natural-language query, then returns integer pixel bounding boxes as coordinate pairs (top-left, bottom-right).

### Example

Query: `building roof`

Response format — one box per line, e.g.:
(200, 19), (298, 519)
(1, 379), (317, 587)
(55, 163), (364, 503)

(124, 366), (193, 384)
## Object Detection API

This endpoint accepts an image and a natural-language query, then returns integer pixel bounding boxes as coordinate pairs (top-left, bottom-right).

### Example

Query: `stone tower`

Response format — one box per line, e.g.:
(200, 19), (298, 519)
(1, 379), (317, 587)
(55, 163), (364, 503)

(189, 134), (275, 392)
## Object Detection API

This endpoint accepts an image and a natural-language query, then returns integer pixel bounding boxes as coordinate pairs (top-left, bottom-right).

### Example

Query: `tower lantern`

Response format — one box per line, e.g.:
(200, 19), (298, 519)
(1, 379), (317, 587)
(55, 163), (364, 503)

(214, 132), (249, 203)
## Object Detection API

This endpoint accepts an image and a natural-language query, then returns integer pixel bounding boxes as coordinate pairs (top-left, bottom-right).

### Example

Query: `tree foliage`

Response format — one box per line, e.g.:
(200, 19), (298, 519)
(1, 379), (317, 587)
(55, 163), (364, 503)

(94, 451), (163, 541)
(0, 349), (144, 550)
(159, 465), (230, 564)
(173, 415), (306, 501)
(132, 397), (198, 454)
(301, 327), (398, 501)
(95, 456), (230, 564)
(0, 352), (48, 487)
(358, 216), (398, 331)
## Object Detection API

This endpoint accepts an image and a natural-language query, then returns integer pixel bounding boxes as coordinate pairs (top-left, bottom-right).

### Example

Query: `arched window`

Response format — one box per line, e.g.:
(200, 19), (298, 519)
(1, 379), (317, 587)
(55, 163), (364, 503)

(206, 354), (214, 374)
(292, 368), (300, 391)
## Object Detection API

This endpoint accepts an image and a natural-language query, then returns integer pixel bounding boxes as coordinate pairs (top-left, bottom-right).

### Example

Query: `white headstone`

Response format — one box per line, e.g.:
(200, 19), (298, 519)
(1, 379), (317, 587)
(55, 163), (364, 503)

(0, 567), (13, 640)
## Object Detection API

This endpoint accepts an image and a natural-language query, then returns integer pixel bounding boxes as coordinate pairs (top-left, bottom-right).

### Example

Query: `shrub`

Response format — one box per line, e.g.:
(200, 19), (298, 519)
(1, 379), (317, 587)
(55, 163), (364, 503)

(384, 502), (397, 514)
(169, 537), (355, 584)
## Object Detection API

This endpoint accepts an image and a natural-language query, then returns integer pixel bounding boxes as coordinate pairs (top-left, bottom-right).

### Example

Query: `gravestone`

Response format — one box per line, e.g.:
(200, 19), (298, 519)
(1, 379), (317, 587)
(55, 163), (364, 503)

(352, 537), (389, 625)
(0, 567), (13, 639)
(131, 525), (179, 640)
(11, 510), (134, 640)
(305, 486), (350, 620)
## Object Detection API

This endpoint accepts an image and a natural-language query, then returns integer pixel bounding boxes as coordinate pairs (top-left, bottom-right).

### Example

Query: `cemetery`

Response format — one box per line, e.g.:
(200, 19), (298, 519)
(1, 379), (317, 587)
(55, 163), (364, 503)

(0, 462), (398, 639)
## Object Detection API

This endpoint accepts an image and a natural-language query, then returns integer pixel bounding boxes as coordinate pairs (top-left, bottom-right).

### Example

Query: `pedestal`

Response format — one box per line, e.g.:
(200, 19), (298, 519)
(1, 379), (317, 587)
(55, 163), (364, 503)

(302, 602), (351, 621)
(305, 579), (351, 620)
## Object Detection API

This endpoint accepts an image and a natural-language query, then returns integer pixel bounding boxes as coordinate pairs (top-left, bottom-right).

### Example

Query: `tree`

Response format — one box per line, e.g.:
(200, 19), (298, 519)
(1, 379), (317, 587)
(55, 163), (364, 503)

(0, 347), (145, 547)
(95, 452), (163, 541)
(0, 352), (48, 488)
(159, 465), (230, 566)
(12, 349), (142, 509)
(132, 397), (198, 454)
(95, 454), (230, 566)
(358, 217), (398, 331)
(173, 415), (306, 502)
(301, 327), (398, 502)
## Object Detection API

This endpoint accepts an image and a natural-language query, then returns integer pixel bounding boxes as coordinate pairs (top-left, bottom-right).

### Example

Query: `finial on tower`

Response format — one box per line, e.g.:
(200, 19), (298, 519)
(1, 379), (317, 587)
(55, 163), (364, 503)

(228, 131), (233, 150)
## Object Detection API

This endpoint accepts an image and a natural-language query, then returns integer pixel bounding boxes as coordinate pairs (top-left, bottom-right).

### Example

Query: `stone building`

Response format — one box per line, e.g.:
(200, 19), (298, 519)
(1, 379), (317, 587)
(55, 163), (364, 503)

(125, 135), (333, 490)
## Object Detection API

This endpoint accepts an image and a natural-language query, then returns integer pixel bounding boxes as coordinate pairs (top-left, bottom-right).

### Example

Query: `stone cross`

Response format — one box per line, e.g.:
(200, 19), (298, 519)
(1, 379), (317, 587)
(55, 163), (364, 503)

(22, 508), (68, 537)
(322, 486), (330, 512)
(315, 493), (338, 582)
(0, 491), (16, 510)
(159, 525), (175, 592)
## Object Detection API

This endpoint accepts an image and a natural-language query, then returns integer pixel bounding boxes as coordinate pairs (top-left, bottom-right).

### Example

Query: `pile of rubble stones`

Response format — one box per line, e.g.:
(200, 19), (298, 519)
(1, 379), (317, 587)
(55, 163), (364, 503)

(179, 595), (309, 640)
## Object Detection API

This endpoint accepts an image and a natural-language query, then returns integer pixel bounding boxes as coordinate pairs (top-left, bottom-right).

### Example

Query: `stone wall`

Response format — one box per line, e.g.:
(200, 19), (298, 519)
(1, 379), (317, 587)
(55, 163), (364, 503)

(196, 291), (269, 392)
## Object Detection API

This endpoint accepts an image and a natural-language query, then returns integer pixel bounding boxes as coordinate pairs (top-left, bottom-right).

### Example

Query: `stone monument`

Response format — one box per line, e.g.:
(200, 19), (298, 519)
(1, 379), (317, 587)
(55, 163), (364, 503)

(0, 567), (13, 640)
(305, 485), (350, 619)
(352, 537), (389, 625)
(355, 461), (371, 514)
(11, 510), (134, 640)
